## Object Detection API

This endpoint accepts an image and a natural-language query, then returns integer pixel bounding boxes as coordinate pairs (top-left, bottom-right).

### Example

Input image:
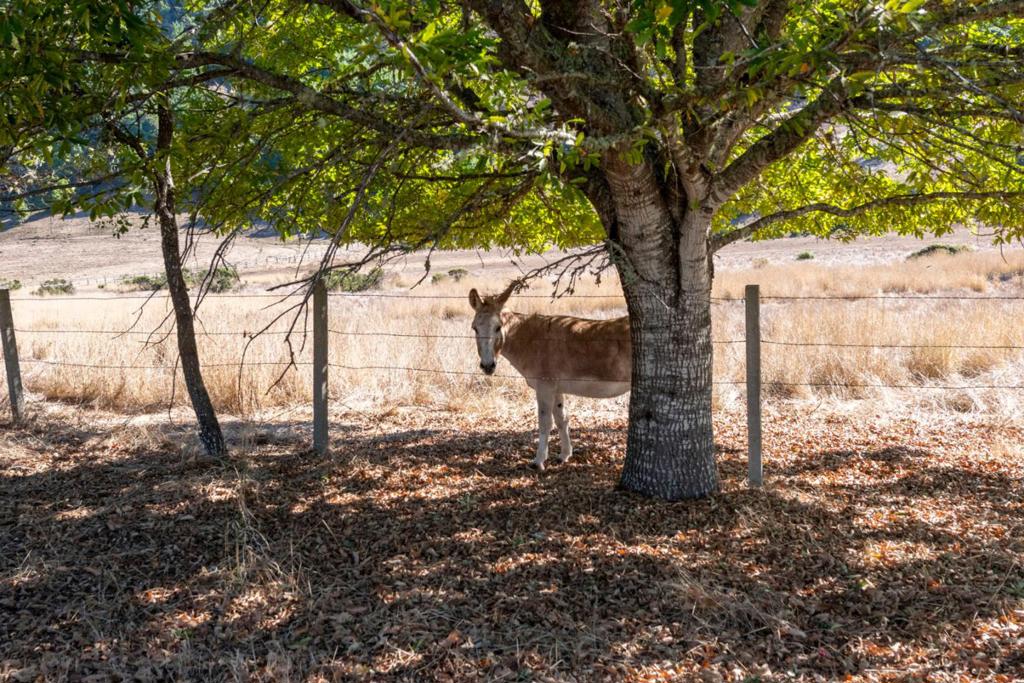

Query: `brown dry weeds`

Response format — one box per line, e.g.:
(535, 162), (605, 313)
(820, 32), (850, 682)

(1, 406), (1022, 682)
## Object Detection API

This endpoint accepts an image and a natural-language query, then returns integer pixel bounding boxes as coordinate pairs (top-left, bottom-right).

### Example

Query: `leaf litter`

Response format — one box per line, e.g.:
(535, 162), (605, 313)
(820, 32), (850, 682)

(0, 403), (1021, 682)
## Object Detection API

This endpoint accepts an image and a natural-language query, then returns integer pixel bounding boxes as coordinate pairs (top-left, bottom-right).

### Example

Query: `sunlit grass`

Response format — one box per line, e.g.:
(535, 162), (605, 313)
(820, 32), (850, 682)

(3, 248), (1023, 421)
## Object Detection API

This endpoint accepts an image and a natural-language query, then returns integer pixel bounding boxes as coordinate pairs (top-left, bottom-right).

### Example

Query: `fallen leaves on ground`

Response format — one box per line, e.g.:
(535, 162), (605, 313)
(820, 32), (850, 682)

(1, 404), (1022, 682)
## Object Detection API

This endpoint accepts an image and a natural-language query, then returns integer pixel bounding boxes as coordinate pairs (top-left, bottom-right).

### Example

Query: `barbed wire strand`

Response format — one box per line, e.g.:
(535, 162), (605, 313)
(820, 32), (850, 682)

(7, 292), (635, 301)
(763, 381), (1024, 390)
(12, 326), (1024, 350)
(9, 291), (1024, 303)
(14, 328), (299, 337)
(19, 358), (311, 369)
(15, 357), (1024, 390)
(761, 339), (1024, 350)
(760, 294), (1024, 301)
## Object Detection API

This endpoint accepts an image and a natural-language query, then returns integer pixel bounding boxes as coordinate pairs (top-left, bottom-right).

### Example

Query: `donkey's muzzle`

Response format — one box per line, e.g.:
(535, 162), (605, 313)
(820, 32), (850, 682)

(480, 361), (496, 375)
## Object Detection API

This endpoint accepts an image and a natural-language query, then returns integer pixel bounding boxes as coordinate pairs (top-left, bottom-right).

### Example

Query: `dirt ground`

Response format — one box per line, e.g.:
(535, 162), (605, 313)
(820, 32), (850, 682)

(2, 404), (1022, 682)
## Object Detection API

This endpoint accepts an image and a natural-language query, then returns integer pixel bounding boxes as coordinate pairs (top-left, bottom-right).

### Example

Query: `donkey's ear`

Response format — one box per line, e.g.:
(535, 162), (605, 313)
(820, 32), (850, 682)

(468, 288), (482, 310)
(495, 281), (517, 306)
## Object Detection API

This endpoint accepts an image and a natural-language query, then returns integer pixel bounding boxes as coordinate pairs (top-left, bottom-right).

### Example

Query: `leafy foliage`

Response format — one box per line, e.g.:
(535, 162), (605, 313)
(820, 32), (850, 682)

(120, 268), (241, 293)
(2, 0), (1022, 255)
(3, 0), (1023, 497)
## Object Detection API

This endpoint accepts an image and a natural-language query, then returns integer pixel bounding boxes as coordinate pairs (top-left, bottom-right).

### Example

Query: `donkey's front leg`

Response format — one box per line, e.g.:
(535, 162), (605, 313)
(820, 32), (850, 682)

(553, 392), (572, 464)
(532, 386), (555, 470)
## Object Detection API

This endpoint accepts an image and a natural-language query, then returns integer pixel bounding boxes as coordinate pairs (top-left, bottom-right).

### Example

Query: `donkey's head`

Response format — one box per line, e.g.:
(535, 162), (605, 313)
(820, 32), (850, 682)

(468, 284), (514, 375)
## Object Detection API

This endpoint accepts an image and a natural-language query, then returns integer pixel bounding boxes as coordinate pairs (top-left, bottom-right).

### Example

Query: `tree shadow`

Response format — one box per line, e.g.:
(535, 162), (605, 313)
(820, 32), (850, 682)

(777, 445), (920, 475)
(1, 414), (1022, 681)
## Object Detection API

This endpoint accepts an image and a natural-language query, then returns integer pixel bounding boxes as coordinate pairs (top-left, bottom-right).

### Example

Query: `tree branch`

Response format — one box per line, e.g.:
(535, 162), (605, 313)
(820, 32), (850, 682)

(183, 51), (486, 151)
(708, 78), (847, 206)
(464, 0), (628, 133)
(930, 0), (1024, 27)
(711, 189), (1024, 252)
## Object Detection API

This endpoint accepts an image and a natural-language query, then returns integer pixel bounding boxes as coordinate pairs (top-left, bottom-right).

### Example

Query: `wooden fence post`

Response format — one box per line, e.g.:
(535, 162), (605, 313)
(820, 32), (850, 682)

(745, 284), (762, 487)
(0, 289), (25, 424)
(313, 280), (329, 454)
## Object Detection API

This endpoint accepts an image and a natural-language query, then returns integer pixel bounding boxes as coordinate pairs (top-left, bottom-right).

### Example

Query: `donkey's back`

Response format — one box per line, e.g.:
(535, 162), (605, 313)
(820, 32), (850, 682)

(508, 313), (631, 398)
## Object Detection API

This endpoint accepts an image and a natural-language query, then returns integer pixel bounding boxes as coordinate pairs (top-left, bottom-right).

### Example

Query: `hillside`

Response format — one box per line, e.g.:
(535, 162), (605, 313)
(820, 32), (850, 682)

(0, 213), (999, 293)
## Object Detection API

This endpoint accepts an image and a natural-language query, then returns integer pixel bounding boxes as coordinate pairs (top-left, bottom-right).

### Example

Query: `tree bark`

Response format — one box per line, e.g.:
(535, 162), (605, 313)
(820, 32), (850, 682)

(601, 155), (719, 500)
(154, 105), (227, 458)
(617, 280), (717, 500)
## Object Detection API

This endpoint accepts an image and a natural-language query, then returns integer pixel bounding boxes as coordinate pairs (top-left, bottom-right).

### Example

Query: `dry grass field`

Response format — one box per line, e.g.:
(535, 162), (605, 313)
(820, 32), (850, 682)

(2, 222), (1024, 682)
(3, 247), (1023, 421)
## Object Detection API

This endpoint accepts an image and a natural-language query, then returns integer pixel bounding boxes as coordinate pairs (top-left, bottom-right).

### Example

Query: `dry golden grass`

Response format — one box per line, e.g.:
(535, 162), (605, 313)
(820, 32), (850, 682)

(3, 248), (1023, 421)
(714, 248), (1024, 298)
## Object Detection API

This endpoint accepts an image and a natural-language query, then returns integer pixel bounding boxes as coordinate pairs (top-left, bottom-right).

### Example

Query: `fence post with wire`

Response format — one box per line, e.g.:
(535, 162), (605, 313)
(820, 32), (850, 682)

(745, 284), (763, 488)
(313, 279), (329, 454)
(0, 288), (25, 423)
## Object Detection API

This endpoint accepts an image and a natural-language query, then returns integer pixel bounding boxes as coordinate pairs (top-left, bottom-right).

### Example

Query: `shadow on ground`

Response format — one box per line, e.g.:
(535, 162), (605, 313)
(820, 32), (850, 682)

(1, 412), (1022, 681)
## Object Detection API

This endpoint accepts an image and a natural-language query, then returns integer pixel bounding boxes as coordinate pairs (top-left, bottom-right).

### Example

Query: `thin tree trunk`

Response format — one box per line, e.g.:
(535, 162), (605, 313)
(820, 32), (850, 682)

(153, 105), (227, 458)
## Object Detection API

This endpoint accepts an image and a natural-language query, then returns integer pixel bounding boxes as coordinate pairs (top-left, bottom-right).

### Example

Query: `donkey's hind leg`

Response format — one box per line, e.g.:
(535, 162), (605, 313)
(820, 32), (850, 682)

(553, 393), (572, 464)
(532, 385), (555, 470)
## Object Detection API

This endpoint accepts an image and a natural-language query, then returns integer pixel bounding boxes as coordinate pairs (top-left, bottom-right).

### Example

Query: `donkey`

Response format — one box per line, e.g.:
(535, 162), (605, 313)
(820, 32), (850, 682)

(469, 284), (631, 470)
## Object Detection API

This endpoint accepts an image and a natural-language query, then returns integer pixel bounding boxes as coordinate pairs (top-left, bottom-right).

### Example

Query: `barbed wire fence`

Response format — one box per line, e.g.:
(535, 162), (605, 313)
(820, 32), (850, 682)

(2, 285), (1023, 486)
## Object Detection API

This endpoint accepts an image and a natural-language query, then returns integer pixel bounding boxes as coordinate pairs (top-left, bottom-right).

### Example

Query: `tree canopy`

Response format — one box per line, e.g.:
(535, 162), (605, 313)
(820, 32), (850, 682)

(4, 0), (1022, 255)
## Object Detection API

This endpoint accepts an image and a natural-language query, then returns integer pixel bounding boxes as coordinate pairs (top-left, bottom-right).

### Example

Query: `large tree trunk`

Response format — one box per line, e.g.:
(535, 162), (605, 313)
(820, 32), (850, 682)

(153, 106), (227, 458)
(601, 156), (719, 500)
(618, 279), (717, 500)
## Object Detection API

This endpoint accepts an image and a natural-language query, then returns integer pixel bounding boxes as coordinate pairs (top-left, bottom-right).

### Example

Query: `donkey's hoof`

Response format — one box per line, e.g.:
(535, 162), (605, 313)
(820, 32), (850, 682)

(531, 460), (546, 471)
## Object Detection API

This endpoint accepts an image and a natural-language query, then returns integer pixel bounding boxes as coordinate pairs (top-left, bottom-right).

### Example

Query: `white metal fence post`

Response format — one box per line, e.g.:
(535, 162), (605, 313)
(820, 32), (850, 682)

(0, 289), (25, 424)
(745, 284), (763, 487)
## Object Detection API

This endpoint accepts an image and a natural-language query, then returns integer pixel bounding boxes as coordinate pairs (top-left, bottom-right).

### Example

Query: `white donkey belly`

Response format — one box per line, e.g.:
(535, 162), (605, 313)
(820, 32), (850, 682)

(557, 379), (630, 399)
(522, 374), (629, 399)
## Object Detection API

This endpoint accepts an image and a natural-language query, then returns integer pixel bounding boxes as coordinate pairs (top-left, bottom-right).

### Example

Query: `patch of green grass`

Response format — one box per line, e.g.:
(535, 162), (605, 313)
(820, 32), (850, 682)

(795, 251), (815, 261)
(907, 244), (969, 260)
(325, 267), (384, 293)
(431, 273), (448, 285)
(0, 278), (22, 291)
(32, 278), (75, 296)
(447, 268), (469, 282)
